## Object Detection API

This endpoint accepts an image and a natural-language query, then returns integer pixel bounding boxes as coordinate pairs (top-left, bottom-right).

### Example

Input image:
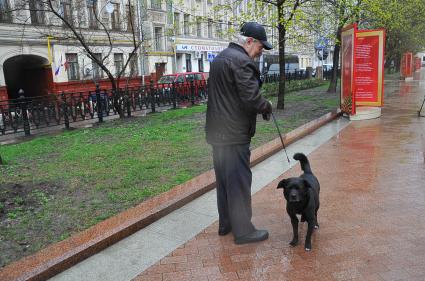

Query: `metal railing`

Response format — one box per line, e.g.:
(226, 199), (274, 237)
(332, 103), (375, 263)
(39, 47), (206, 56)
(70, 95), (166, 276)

(0, 70), (329, 137)
(0, 80), (208, 137)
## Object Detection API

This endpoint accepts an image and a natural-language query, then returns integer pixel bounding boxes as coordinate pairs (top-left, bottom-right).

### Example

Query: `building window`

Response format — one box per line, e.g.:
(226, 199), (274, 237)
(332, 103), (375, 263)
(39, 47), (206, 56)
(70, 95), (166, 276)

(166, 0), (172, 24)
(183, 14), (189, 35)
(174, 12), (180, 35)
(111, 2), (120, 30)
(227, 21), (232, 39)
(196, 17), (202, 37)
(66, 53), (79, 81)
(126, 4), (134, 31)
(29, 0), (45, 25)
(216, 22), (222, 39)
(60, 0), (72, 24)
(87, 0), (97, 29)
(114, 53), (123, 76)
(129, 54), (138, 77)
(154, 27), (163, 51)
(208, 19), (212, 38)
(0, 0), (11, 23)
(151, 0), (161, 10)
(198, 54), (204, 72)
(92, 53), (103, 79)
(185, 54), (192, 72)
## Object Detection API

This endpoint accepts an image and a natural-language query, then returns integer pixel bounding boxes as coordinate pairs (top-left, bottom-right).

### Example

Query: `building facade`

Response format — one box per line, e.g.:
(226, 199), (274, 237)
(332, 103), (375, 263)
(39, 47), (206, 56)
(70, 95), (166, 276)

(0, 0), (323, 101)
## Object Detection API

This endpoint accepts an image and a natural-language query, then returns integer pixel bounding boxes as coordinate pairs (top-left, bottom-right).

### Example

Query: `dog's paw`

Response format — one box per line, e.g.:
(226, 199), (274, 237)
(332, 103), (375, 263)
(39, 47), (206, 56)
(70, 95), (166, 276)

(289, 239), (298, 247)
(314, 224), (319, 229)
(305, 242), (312, 251)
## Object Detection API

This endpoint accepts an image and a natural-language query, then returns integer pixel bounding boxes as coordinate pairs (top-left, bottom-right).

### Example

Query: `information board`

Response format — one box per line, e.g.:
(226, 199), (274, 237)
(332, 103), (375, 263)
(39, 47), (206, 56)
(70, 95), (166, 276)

(354, 29), (385, 107)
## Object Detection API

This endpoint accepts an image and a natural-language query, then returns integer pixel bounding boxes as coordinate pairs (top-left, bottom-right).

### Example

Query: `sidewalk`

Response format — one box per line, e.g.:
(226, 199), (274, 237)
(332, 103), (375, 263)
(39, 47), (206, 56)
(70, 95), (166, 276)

(130, 73), (425, 281)
(47, 72), (425, 280)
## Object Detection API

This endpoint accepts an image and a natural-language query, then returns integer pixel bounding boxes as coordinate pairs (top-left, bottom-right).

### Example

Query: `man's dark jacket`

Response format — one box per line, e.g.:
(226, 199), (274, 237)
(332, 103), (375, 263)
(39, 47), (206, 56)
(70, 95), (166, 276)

(205, 43), (271, 145)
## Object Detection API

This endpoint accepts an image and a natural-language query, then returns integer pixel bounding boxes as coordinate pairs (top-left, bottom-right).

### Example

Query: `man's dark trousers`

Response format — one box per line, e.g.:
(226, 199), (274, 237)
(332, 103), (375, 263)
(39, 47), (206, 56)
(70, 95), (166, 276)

(212, 144), (256, 238)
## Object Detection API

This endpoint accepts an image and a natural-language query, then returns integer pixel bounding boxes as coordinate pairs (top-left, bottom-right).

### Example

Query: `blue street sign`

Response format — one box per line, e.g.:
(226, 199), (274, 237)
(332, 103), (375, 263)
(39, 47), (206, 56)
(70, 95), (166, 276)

(315, 37), (329, 50)
(207, 52), (216, 62)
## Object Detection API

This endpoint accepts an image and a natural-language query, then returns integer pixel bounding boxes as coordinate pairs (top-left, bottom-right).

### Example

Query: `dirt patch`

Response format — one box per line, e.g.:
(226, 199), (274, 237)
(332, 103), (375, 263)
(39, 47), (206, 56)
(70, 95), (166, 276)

(0, 182), (62, 267)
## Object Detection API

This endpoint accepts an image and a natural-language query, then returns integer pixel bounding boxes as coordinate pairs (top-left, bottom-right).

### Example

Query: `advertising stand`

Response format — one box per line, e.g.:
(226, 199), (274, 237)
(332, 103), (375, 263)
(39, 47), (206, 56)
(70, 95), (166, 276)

(340, 24), (385, 120)
(401, 52), (413, 80)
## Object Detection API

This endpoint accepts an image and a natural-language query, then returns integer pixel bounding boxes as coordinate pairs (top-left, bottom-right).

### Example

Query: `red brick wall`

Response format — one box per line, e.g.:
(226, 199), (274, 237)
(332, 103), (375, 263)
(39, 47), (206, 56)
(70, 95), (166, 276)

(53, 76), (145, 94)
(0, 86), (8, 102)
(0, 75), (154, 101)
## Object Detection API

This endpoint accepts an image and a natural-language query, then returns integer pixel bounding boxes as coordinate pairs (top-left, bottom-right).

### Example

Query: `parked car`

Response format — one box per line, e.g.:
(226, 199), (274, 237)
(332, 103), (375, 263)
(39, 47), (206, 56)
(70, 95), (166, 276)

(157, 72), (209, 85)
(156, 72), (209, 98)
(266, 63), (300, 75)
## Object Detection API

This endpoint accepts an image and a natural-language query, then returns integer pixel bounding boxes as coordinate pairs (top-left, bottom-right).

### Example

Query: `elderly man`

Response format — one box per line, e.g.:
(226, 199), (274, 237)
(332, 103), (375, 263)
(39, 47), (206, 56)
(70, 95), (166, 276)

(205, 22), (273, 244)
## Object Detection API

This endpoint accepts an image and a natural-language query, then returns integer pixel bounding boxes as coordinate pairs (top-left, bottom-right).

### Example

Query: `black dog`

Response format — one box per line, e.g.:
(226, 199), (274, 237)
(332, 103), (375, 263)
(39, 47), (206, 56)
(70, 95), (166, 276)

(277, 153), (320, 251)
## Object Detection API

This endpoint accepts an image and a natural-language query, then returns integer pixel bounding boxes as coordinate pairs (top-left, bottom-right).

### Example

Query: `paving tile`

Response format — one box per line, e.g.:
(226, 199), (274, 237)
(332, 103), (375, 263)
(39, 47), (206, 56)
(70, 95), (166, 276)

(133, 76), (425, 281)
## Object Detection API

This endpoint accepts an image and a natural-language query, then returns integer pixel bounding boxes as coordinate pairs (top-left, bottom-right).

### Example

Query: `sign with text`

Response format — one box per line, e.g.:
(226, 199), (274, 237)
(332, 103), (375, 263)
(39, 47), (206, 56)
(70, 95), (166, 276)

(341, 24), (356, 115)
(176, 44), (225, 52)
(354, 29), (385, 107)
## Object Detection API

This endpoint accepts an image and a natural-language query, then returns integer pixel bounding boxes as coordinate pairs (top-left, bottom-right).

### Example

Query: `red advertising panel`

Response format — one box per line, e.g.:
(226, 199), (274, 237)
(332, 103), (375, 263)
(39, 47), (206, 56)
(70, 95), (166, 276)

(354, 29), (385, 107)
(415, 57), (421, 71)
(401, 52), (413, 78)
(340, 24), (356, 115)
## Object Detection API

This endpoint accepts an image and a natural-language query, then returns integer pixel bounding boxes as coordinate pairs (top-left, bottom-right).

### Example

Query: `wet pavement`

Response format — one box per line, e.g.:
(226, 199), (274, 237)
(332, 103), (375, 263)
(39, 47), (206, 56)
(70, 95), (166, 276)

(131, 74), (425, 281)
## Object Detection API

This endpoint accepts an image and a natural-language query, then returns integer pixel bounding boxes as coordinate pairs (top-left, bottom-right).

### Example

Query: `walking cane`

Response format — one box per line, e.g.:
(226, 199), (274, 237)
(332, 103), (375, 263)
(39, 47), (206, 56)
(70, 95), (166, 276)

(270, 112), (291, 163)
(419, 95), (425, 117)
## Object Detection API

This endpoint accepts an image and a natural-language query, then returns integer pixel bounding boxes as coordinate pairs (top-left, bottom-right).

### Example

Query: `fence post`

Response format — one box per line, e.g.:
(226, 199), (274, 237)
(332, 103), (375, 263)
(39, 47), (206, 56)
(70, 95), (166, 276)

(172, 82), (177, 109)
(126, 89), (131, 117)
(18, 90), (30, 136)
(61, 92), (70, 129)
(190, 80), (195, 106)
(95, 84), (103, 123)
(150, 80), (156, 113)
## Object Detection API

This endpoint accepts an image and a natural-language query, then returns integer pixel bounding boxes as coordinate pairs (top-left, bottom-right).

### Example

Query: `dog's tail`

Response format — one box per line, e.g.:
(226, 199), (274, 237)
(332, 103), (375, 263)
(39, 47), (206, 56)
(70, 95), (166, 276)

(293, 153), (312, 174)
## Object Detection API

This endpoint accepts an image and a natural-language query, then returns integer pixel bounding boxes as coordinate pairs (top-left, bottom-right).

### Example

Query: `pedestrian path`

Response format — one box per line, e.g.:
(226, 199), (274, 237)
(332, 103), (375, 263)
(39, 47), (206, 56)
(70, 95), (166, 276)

(48, 114), (349, 281)
(52, 70), (425, 281)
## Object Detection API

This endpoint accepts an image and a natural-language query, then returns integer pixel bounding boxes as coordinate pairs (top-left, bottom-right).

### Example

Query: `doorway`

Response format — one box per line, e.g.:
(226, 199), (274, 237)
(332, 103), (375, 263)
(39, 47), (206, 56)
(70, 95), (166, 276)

(3, 55), (52, 99)
(155, 63), (166, 79)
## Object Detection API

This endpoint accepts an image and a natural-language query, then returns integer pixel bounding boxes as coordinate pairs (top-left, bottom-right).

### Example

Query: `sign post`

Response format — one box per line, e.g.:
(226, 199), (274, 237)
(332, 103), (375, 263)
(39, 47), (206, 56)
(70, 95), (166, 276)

(341, 24), (357, 115)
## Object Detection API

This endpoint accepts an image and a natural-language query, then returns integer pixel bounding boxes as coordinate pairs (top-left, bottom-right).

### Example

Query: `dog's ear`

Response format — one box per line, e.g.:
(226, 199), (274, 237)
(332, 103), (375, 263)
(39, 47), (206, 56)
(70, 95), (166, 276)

(277, 179), (289, 189)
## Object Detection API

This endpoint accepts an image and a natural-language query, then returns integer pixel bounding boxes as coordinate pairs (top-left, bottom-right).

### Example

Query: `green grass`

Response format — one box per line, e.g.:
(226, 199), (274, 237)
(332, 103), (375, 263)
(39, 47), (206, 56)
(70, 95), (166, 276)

(0, 79), (339, 267)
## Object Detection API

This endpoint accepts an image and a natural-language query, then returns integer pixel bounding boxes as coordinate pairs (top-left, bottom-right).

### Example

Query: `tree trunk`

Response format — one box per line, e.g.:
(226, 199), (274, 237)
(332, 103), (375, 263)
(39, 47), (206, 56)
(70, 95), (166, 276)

(276, 6), (286, 110)
(105, 72), (123, 118)
(327, 26), (342, 93)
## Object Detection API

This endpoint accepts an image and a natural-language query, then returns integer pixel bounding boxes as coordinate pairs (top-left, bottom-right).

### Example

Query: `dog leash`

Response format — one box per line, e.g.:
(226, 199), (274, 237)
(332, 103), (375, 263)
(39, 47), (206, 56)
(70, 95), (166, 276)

(270, 112), (291, 163)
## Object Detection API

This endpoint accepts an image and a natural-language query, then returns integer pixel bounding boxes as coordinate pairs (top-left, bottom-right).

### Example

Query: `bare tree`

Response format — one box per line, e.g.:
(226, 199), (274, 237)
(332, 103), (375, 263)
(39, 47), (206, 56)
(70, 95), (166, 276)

(209, 0), (310, 110)
(11, 0), (145, 116)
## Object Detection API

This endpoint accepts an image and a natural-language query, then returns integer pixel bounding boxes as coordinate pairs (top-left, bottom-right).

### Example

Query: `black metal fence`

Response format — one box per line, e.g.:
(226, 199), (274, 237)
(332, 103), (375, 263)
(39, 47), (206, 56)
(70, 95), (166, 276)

(0, 70), (333, 137)
(0, 80), (207, 136)
(262, 68), (334, 83)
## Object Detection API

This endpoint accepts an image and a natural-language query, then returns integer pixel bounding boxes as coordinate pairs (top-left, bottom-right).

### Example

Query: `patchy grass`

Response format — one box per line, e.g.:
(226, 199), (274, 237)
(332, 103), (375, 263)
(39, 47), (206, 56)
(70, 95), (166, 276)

(0, 79), (339, 267)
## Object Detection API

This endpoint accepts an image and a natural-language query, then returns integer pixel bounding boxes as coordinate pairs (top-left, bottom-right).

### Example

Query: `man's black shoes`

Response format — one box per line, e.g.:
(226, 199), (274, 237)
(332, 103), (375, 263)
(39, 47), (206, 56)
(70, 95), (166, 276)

(234, 230), (269, 245)
(218, 226), (232, 236)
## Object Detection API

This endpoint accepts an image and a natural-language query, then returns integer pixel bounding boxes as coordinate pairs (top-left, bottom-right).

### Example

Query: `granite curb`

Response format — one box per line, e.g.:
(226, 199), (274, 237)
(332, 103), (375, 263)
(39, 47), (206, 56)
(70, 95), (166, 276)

(0, 110), (342, 281)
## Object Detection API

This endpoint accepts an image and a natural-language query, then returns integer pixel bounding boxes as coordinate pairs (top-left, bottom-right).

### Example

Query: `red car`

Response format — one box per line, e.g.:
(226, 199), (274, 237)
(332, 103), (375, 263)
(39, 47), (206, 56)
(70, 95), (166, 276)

(157, 72), (209, 85)
(156, 72), (209, 99)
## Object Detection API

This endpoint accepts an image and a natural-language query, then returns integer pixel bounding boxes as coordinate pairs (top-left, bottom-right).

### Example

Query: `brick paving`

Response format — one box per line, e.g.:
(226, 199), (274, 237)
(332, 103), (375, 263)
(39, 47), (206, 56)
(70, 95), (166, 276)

(133, 76), (425, 281)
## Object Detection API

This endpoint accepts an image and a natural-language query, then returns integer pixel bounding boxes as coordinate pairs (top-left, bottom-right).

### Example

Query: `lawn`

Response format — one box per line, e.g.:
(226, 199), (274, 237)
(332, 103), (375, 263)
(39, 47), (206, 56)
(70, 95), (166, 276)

(0, 79), (339, 267)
